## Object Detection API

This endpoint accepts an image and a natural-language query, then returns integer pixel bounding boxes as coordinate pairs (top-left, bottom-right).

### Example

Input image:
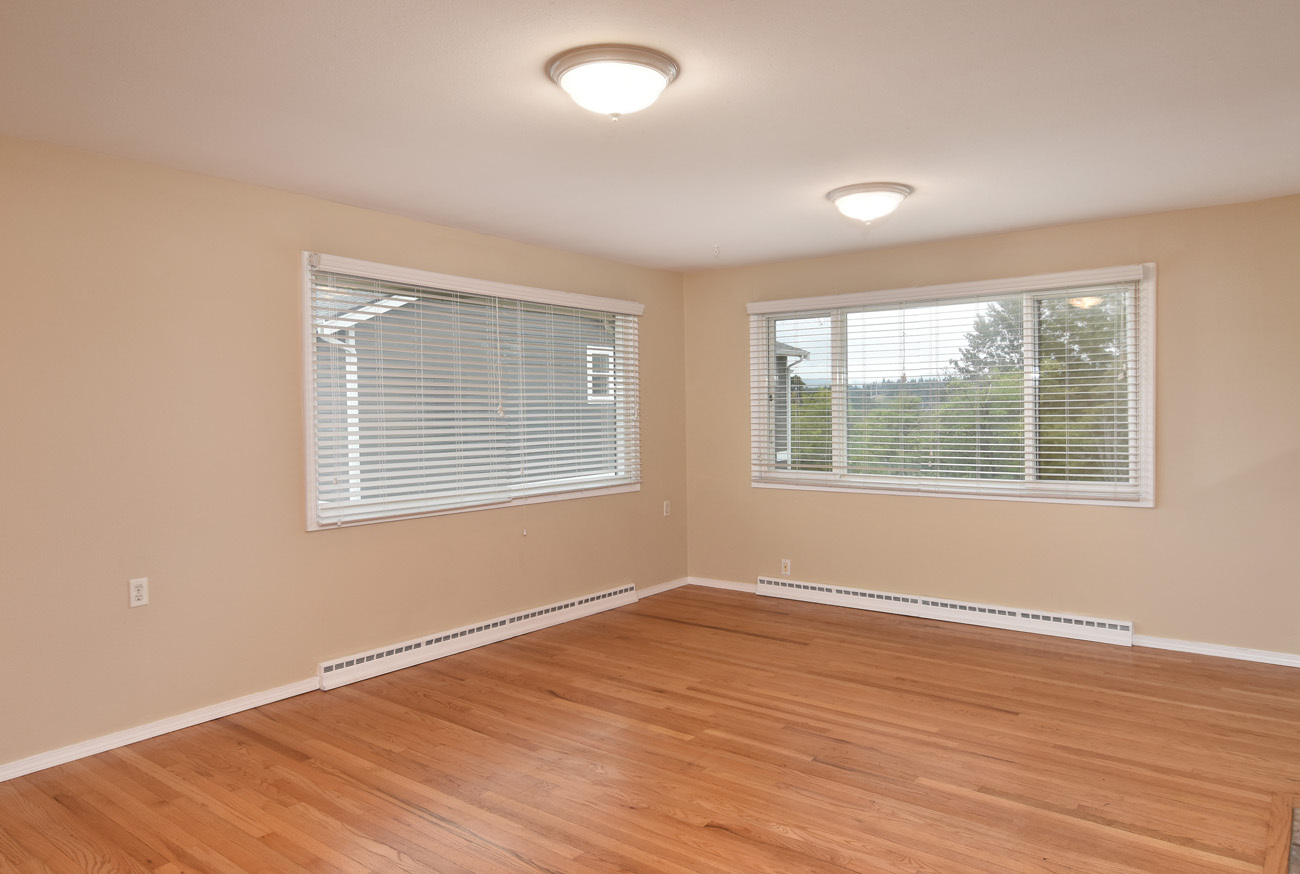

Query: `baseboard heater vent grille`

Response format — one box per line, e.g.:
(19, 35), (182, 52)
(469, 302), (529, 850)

(756, 577), (1132, 646)
(318, 584), (637, 690)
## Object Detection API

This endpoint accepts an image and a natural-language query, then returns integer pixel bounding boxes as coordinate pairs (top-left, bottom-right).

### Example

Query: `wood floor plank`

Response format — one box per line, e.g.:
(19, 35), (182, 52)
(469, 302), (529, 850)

(2, 585), (1298, 873)
(1262, 794), (1295, 874)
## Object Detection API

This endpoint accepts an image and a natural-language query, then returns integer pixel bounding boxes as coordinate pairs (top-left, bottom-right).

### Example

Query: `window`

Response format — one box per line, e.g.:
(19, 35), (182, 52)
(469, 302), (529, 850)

(304, 253), (641, 528)
(749, 265), (1154, 505)
(586, 345), (614, 403)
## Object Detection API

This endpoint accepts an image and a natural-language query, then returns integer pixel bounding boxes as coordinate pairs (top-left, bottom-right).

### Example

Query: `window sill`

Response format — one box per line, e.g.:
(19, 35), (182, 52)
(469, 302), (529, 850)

(310, 482), (641, 530)
(751, 478), (1152, 508)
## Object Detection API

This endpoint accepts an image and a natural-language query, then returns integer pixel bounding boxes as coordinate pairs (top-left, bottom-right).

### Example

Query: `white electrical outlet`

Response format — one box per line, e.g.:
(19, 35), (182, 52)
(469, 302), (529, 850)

(129, 577), (149, 607)
(781, 559), (791, 575)
(663, 500), (671, 516)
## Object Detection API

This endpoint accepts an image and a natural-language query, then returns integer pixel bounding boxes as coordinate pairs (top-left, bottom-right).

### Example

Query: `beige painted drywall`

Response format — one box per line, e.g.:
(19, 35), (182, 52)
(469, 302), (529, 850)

(0, 136), (687, 764)
(5, 130), (1300, 770)
(685, 195), (1300, 655)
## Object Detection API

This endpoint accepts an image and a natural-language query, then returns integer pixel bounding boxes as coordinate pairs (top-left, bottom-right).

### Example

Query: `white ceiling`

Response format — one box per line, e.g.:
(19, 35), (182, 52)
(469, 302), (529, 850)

(2, 0), (1298, 270)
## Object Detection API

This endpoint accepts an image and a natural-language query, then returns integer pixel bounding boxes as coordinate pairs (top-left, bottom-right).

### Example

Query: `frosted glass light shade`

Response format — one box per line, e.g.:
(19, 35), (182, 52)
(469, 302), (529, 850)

(549, 45), (678, 117)
(827, 183), (914, 222)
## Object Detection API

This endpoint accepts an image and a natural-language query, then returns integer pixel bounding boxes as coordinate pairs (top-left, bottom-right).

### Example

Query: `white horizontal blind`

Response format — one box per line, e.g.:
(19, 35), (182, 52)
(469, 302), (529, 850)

(750, 266), (1154, 505)
(307, 258), (640, 527)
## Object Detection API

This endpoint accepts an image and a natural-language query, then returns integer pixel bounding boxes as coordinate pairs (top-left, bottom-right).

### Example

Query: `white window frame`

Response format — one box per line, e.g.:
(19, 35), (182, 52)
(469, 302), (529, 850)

(586, 345), (615, 404)
(302, 252), (644, 530)
(748, 264), (1156, 507)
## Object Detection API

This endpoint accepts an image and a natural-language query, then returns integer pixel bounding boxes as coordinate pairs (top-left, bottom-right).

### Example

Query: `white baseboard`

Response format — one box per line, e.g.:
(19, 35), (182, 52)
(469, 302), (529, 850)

(757, 576), (1132, 646)
(9, 580), (1293, 785)
(678, 575), (1300, 670)
(636, 578), (690, 598)
(0, 678), (318, 784)
(637, 577), (759, 597)
(2, 581), (662, 783)
(1133, 634), (1300, 669)
(318, 584), (639, 690)
(684, 576), (760, 594)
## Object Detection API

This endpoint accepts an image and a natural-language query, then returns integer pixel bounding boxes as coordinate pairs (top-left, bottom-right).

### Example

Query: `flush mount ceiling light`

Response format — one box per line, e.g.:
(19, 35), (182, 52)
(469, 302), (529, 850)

(1069, 296), (1104, 308)
(548, 44), (678, 118)
(827, 182), (914, 222)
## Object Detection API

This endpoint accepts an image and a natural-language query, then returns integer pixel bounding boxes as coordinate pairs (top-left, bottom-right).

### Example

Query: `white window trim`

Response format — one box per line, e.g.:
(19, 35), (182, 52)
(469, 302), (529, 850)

(309, 253), (644, 316)
(586, 344), (616, 404)
(748, 264), (1156, 507)
(301, 252), (643, 530)
(300, 483), (642, 530)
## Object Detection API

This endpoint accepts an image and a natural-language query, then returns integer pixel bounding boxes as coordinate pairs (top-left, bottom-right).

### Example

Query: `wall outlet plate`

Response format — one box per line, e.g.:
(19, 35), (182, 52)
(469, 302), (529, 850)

(129, 577), (149, 607)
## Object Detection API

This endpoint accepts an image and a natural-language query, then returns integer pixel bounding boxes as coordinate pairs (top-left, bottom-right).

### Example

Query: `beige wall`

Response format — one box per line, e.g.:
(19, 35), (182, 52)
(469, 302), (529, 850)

(0, 136), (688, 764)
(4, 130), (1299, 769)
(685, 195), (1300, 655)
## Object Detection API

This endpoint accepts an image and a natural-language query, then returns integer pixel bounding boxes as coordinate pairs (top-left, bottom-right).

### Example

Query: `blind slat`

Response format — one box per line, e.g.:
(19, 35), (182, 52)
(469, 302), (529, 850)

(751, 275), (1152, 505)
(308, 263), (641, 527)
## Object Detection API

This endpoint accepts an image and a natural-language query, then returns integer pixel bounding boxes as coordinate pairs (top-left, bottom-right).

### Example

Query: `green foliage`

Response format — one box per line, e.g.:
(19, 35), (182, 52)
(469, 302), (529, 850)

(846, 372), (1024, 479)
(786, 294), (1130, 482)
(951, 299), (1023, 379)
(1033, 297), (1130, 482)
(789, 382), (832, 471)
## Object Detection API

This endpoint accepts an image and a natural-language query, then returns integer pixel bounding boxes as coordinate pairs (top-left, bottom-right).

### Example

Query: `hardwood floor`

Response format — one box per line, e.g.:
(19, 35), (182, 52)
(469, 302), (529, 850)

(2, 585), (1298, 873)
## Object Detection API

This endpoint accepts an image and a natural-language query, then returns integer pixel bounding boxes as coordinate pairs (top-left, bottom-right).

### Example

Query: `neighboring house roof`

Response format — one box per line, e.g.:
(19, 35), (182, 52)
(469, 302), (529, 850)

(311, 279), (418, 336)
(774, 340), (809, 361)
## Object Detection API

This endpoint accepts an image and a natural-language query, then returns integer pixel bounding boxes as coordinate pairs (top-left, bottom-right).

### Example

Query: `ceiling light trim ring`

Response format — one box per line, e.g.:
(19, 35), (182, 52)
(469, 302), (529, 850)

(547, 44), (679, 88)
(826, 182), (915, 222)
(826, 182), (915, 204)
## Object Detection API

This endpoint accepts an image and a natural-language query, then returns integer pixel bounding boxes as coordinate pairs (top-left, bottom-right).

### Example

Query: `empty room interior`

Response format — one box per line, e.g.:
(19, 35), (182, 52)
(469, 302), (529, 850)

(2, 1), (1300, 872)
